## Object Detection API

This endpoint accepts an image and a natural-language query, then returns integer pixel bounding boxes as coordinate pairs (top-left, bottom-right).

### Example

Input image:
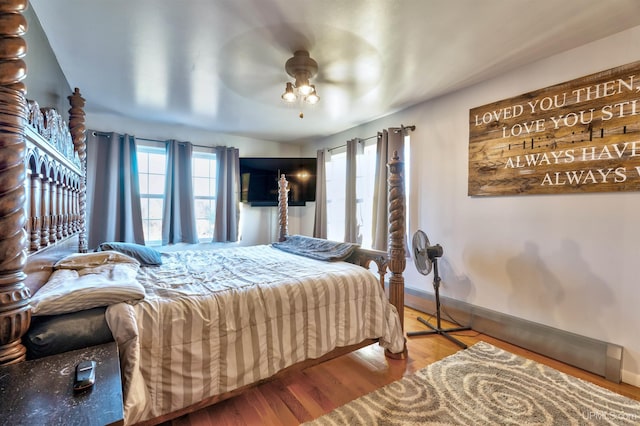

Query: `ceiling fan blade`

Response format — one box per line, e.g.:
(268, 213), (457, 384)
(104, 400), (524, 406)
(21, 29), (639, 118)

(217, 22), (382, 103)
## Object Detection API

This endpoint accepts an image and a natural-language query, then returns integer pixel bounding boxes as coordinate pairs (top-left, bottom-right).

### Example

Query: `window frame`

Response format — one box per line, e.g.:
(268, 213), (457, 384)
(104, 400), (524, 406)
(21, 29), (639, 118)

(191, 149), (217, 240)
(136, 142), (167, 246)
(325, 148), (347, 242)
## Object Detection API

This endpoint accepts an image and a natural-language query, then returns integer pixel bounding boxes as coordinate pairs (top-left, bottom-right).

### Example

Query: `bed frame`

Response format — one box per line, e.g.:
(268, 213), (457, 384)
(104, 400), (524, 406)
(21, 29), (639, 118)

(277, 167), (407, 334)
(0, 2), (407, 421)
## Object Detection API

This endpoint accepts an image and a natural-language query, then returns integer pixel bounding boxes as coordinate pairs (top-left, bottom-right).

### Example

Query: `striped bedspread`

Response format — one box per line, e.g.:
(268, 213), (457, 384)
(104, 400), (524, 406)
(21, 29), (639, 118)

(105, 245), (405, 424)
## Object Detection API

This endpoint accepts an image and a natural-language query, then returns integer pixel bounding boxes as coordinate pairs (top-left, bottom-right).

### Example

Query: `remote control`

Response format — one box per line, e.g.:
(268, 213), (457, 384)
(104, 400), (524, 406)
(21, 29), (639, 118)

(73, 360), (96, 392)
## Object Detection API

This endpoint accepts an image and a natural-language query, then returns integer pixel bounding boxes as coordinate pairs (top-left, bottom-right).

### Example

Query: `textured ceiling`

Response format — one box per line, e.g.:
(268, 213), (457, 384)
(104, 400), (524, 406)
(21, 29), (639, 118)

(30, 0), (640, 142)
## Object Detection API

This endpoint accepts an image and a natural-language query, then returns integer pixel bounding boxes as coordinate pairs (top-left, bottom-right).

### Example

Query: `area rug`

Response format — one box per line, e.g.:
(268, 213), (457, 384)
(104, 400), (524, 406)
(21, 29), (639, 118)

(303, 341), (640, 425)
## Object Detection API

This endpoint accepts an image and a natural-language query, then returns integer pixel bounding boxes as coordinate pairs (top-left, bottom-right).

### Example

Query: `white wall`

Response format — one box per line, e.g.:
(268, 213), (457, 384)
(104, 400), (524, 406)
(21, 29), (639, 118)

(239, 203), (314, 245)
(23, 8), (72, 119)
(304, 25), (640, 386)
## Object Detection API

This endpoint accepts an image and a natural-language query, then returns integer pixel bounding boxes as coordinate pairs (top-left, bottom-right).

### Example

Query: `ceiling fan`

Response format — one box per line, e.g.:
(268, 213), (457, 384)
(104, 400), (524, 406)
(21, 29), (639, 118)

(280, 50), (321, 106)
(407, 230), (470, 349)
(216, 25), (381, 108)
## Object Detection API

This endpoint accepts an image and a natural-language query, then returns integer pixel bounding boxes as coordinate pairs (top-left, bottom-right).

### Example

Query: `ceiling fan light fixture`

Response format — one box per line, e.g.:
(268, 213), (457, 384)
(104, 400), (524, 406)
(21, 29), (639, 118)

(305, 86), (319, 104)
(281, 82), (296, 102)
(282, 50), (320, 108)
(296, 75), (313, 96)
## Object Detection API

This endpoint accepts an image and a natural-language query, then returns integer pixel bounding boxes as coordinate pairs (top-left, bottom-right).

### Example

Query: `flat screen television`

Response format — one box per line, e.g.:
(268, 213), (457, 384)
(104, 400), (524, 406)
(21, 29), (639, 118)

(239, 157), (317, 206)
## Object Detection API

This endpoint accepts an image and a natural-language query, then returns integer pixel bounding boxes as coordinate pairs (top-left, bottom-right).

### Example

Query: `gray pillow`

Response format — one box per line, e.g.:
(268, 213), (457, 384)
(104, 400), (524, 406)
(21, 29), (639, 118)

(24, 307), (114, 359)
(97, 241), (163, 266)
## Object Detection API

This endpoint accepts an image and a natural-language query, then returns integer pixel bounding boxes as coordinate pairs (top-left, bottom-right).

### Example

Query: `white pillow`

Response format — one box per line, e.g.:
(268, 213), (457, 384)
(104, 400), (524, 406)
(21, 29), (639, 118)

(31, 261), (145, 316)
(54, 250), (140, 270)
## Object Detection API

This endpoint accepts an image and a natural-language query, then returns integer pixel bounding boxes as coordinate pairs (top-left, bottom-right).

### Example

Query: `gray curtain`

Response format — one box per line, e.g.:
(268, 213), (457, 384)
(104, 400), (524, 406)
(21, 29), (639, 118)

(371, 131), (388, 250)
(388, 127), (405, 159)
(313, 148), (328, 239)
(345, 138), (363, 243)
(162, 140), (198, 244)
(86, 131), (145, 248)
(371, 128), (403, 251)
(214, 146), (240, 242)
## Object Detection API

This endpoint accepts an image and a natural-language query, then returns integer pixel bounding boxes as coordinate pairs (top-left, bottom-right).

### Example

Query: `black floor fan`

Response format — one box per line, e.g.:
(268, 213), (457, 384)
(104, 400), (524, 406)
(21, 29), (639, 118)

(407, 230), (470, 349)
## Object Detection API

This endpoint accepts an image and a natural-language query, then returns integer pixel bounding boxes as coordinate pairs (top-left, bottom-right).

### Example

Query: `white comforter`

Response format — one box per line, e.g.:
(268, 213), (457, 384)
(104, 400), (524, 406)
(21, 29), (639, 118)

(106, 245), (405, 424)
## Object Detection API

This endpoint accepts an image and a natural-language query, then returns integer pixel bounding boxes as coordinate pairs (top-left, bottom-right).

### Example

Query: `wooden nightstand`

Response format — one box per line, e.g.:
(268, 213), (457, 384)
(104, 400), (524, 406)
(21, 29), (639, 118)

(0, 342), (124, 426)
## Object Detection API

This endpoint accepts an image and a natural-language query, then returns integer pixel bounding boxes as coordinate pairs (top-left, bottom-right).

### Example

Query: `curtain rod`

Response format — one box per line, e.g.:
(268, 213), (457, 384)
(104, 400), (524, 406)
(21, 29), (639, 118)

(93, 123), (417, 153)
(395, 124), (416, 133)
(90, 131), (213, 150)
(327, 134), (377, 152)
(327, 124), (416, 152)
(137, 136), (213, 150)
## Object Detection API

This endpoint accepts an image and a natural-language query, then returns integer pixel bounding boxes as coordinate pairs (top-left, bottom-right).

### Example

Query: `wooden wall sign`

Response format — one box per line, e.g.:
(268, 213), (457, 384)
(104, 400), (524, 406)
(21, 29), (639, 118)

(469, 60), (640, 196)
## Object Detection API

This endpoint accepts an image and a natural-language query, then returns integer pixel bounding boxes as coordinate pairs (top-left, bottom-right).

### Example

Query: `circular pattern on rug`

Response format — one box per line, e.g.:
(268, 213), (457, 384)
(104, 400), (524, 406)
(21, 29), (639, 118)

(304, 342), (640, 425)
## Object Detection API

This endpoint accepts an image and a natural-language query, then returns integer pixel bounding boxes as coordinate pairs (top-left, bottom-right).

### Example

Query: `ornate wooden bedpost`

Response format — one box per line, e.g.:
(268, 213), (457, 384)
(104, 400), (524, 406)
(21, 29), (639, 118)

(68, 88), (87, 252)
(387, 151), (406, 332)
(0, 0), (30, 365)
(277, 174), (289, 242)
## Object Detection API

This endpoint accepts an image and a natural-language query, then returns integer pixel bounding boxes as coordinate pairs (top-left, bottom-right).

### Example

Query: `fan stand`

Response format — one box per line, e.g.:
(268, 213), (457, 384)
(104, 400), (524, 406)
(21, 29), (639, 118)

(407, 256), (471, 349)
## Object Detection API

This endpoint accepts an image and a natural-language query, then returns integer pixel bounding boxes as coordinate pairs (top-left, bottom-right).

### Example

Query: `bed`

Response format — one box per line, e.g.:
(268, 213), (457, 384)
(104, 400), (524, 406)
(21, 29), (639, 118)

(0, 4), (408, 425)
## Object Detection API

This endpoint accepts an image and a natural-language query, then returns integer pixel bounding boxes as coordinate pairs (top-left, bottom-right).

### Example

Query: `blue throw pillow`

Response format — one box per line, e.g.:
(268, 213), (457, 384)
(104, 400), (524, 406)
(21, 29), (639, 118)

(96, 241), (163, 266)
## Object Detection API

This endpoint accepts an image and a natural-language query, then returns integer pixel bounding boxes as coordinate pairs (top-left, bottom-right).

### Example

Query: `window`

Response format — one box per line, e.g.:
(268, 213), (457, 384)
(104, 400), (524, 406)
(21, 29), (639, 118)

(404, 133), (411, 244)
(137, 144), (218, 245)
(357, 140), (378, 248)
(192, 151), (217, 240)
(326, 140), (380, 248)
(137, 144), (166, 245)
(324, 133), (411, 250)
(325, 150), (346, 242)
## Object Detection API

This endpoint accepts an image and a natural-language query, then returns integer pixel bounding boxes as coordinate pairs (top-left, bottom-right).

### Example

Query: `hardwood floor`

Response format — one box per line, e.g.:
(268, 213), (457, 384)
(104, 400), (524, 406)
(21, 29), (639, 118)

(164, 307), (640, 426)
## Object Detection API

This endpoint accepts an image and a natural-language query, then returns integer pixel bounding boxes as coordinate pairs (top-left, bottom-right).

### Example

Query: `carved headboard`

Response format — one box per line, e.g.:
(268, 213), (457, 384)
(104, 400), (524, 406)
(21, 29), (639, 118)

(0, 2), (87, 365)
(25, 99), (84, 253)
(23, 92), (87, 294)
